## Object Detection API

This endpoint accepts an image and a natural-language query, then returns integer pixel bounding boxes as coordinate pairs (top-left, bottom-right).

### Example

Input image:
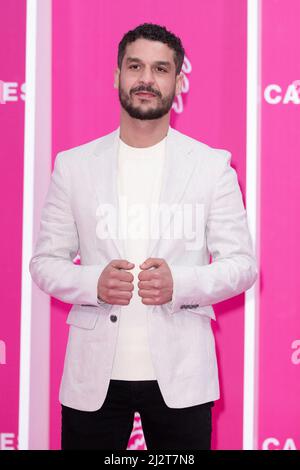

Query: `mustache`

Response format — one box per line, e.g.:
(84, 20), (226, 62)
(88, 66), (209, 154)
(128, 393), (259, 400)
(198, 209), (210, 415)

(131, 87), (161, 97)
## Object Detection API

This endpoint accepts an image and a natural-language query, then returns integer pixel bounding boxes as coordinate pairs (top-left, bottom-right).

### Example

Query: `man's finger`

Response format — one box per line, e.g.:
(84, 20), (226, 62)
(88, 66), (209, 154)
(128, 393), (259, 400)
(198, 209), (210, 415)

(115, 270), (134, 283)
(111, 259), (135, 270)
(138, 280), (154, 290)
(140, 258), (164, 269)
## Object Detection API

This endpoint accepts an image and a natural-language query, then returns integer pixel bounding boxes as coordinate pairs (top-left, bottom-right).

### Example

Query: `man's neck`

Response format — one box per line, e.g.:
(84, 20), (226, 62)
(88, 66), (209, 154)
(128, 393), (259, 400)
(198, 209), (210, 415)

(119, 111), (170, 148)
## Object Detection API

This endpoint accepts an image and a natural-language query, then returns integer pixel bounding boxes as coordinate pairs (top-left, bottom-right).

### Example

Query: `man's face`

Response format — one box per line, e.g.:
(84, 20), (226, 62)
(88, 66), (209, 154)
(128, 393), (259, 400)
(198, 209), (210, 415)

(114, 38), (183, 120)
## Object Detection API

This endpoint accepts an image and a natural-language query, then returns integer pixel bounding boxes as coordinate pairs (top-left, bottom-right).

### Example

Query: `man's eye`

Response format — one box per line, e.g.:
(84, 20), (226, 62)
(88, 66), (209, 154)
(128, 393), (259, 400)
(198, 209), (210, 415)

(129, 65), (167, 72)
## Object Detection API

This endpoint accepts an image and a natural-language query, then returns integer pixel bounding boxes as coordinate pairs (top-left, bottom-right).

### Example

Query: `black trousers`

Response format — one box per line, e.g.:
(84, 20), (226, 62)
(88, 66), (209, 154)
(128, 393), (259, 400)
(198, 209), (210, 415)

(61, 379), (214, 450)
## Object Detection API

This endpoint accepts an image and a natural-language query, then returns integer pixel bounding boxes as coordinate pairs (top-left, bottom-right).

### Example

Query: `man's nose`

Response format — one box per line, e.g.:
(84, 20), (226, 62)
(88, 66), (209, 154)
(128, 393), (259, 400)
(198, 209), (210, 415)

(138, 66), (155, 85)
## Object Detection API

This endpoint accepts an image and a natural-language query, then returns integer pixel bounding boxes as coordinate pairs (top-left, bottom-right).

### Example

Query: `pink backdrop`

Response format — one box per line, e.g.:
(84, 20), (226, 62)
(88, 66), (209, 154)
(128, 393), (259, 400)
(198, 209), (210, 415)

(0, 0), (26, 450)
(51, 0), (247, 450)
(257, 0), (300, 451)
(1, 0), (300, 452)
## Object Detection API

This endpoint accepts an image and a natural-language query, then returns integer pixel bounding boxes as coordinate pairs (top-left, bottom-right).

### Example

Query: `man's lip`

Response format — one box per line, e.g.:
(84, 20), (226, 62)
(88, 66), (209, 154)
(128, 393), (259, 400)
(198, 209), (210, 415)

(135, 92), (156, 97)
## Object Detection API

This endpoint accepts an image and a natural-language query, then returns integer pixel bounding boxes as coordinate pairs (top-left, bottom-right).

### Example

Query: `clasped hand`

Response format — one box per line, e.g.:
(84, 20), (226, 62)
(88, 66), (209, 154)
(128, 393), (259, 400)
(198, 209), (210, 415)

(97, 258), (173, 306)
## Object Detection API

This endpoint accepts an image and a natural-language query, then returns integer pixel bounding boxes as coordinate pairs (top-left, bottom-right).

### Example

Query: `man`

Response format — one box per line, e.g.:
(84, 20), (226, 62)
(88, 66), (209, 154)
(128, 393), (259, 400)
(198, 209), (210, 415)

(29, 23), (258, 450)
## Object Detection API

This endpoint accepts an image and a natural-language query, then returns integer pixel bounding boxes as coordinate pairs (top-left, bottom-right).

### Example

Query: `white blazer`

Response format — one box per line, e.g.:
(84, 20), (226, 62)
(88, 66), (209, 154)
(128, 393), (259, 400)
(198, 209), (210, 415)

(29, 125), (258, 411)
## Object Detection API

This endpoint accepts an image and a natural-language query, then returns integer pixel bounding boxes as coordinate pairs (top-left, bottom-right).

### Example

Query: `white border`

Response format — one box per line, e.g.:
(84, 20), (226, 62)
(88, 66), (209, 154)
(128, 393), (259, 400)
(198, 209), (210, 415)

(18, 0), (38, 450)
(243, 0), (261, 450)
(19, 0), (52, 450)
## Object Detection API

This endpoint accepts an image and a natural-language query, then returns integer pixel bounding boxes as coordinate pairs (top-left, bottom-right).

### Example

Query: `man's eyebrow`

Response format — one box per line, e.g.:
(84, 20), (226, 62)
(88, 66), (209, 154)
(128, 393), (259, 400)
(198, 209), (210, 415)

(125, 57), (172, 68)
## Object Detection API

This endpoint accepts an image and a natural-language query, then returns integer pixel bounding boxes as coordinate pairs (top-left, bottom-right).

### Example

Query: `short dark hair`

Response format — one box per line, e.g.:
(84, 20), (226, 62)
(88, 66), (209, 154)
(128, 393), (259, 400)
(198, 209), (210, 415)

(118, 23), (185, 75)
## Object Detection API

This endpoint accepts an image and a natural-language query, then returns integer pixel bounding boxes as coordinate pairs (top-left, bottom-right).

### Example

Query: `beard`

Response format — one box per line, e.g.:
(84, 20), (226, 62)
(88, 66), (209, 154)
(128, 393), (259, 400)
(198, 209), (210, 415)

(118, 82), (176, 121)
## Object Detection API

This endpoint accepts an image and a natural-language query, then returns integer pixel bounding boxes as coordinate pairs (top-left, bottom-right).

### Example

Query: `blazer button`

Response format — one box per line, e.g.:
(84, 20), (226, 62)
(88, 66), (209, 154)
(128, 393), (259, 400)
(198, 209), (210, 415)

(110, 314), (118, 323)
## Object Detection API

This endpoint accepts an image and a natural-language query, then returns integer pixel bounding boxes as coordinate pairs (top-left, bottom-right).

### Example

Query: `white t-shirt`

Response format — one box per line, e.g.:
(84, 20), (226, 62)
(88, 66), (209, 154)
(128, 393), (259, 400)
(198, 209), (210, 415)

(110, 135), (167, 380)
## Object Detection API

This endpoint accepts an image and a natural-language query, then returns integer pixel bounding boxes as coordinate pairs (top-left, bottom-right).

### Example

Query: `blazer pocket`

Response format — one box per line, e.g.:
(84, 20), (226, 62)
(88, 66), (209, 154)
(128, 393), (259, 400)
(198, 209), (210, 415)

(185, 305), (216, 321)
(66, 304), (100, 330)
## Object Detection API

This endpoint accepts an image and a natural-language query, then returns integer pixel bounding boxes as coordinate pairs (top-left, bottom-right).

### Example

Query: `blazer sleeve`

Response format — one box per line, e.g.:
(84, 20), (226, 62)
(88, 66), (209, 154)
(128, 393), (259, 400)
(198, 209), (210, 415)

(166, 151), (258, 315)
(29, 152), (109, 308)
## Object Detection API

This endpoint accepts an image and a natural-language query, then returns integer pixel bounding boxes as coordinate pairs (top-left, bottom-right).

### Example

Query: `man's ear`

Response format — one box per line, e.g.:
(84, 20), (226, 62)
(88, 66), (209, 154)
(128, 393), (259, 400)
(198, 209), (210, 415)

(114, 68), (120, 89)
(175, 72), (184, 96)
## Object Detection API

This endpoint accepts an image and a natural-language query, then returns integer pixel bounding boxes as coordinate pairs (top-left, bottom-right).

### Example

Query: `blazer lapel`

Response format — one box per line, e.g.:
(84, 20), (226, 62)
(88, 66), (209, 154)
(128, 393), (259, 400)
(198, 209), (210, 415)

(88, 126), (197, 260)
(147, 127), (196, 258)
(89, 127), (125, 259)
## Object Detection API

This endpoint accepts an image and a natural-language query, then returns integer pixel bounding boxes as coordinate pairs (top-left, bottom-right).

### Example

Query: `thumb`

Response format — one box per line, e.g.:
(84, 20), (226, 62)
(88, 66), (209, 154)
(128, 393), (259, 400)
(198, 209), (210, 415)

(140, 258), (162, 270)
(111, 259), (135, 270)
(140, 260), (153, 269)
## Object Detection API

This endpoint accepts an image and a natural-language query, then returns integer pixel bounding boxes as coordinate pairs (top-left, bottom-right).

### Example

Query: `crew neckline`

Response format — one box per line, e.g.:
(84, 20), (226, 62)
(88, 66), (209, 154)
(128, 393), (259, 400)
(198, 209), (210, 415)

(118, 135), (167, 152)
